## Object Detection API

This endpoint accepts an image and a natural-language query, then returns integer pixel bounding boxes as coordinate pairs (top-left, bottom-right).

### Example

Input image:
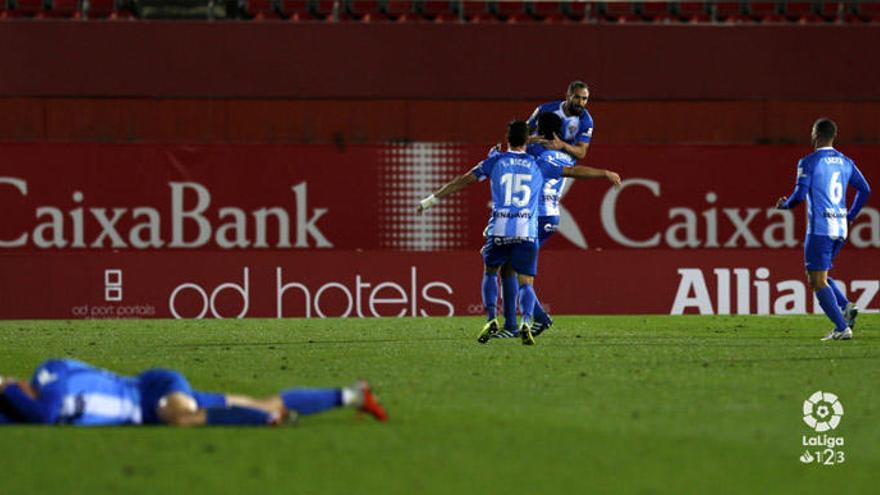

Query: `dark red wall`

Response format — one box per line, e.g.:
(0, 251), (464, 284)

(2, 22), (878, 144)
(3, 98), (879, 144)
(2, 22), (878, 100)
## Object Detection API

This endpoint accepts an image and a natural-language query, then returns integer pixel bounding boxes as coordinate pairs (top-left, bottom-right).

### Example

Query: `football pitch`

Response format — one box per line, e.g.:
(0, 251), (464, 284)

(0, 315), (876, 495)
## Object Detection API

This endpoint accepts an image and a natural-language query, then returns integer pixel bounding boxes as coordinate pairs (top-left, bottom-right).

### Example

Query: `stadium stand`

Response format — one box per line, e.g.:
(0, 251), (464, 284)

(0, 1), (879, 24)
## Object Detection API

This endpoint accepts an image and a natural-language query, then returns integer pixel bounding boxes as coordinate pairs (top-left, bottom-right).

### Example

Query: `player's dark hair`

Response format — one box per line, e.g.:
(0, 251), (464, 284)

(507, 120), (529, 147)
(567, 80), (589, 95)
(813, 118), (837, 142)
(536, 112), (563, 140)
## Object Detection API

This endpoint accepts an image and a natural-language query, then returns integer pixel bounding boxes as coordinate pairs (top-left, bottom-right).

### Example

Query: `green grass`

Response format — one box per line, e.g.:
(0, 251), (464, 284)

(0, 315), (877, 495)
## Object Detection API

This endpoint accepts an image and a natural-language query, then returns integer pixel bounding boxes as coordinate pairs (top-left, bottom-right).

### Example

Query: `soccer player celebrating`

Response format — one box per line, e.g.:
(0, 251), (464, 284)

(494, 112), (588, 339)
(527, 80), (594, 160)
(775, 118), (871, 341)
(493, 81), (595, 337)
(0, 358), (387, 425)
(418, 120), (620, 345)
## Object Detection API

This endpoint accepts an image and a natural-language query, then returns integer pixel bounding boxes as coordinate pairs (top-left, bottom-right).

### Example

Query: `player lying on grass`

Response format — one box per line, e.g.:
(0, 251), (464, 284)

(418, 120), (620, 345)
(494, 112), (582, 339)
(775, 118), (871, 341)
(0, 358), (386, 426)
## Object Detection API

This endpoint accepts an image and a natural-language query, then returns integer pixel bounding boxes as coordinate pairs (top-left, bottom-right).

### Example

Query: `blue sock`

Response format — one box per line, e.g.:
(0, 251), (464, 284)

(827, 277), (849, 309)
(280, 388), (343, 416)
(816, 287), (848, 331)
(205, 406), (272, 426)
(533, 300), (550, 325)
(501, 274), (519, 330)
(192, 391), (227, 409)
(482, 273), (499, 321)
(517, 284), (537, 327)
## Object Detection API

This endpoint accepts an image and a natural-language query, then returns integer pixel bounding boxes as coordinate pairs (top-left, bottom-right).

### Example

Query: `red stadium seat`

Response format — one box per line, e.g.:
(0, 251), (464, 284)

(784, 1), (822, 23)
(83, 0), (119, 18)
(280, 0), (309, 20)
(382, 0), (414, 21)
(850, 1), (880, 22)
(817, 1), (842, 22)
(417, 0), (455, 22)
(456, 0), (495, 23)
(748, 1), (785, 22)
(8, 0), (44, 17)
(714, 1), (749, 23)
(311, 0), (351, 20)
(493, 0), (528, 23)
(245, 0), (279, 19)
(676, 2), (710, 22)
(597, 1), (641, 22)
(346, 0), (381, 21)
(52, 0), (81, 17)
(561, 0), (594, 22)
(641, 1), (675, 22)
(526, 1), (564, 22)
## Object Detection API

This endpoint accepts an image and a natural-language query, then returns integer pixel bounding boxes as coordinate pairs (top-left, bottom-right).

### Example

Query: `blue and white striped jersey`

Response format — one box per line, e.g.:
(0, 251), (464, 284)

(30, 359), (142, 425)
(527, 143), (577, 217)
(472, 151), (564, 239)
(796, 147), (870, 238)
(527, 100), (594, 145)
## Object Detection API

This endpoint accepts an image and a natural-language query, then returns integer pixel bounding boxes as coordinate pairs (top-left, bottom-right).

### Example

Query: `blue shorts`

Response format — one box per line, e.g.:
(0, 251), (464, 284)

(137, 369), (193, 424)
(481, 237), (539, 277)
(804, 234), (846, 272)
(538, 216), (560, 247)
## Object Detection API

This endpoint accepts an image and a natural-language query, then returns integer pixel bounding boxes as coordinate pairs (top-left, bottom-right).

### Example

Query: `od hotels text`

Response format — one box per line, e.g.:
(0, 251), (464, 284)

(168, 266), (454, 319)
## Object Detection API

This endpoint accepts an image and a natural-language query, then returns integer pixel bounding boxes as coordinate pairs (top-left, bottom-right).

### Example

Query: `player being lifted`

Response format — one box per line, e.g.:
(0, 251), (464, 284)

(417, 120), (620, 345)
(528, 80), (594, 161)
(0, 358), (386, 425)
(775, 118), (871, 341)
(493, 81), (596, 338)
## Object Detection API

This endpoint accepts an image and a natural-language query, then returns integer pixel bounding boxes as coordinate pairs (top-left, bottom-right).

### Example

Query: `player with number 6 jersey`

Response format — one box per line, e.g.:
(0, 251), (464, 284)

(776, 118), (871, 341)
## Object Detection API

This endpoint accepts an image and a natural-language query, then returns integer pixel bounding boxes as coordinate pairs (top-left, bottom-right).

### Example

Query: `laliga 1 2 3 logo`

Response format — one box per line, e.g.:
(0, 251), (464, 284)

(799, 391), (846, 466)
(802, 391), (844, 432)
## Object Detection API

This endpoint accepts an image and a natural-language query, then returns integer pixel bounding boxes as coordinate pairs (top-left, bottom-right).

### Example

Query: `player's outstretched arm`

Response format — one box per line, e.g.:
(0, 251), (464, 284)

(417, 171), (478, 214)
(563, 166), (621, 186)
